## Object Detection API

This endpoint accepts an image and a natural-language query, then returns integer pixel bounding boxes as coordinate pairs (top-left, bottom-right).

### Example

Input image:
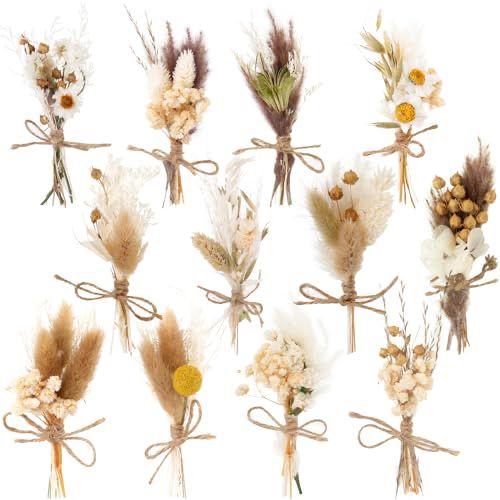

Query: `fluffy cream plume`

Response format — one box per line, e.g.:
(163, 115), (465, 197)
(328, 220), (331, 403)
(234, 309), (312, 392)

(173, 49), (196, 88)
(147, 62), (170, 104)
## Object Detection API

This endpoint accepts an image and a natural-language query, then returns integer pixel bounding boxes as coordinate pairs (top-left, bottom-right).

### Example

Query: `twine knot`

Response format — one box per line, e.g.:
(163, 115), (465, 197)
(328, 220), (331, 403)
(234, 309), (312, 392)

(400, 418), (413, 438)
(113, 278), (130, 299)
(49, 128), (65, 145)
(44, 422), (66, 444)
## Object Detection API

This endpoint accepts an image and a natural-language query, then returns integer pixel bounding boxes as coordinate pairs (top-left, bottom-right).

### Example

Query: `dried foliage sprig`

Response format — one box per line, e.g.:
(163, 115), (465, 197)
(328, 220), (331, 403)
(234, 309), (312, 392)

(193, 159), (267, 353)
(236, 312), (329, 497)
(10, 12), (110, 206)
(234, 11), (324, 205)
(422, 141), (497, 352)
(4, 304), (104, 498)
(350, 286), (458, 495)
(361, 12), (443, 206)
(296, 162), (396, 353)
(55, 157), (162, 353)
(140, 310), (214, 497)
(126, 8), (218, 206)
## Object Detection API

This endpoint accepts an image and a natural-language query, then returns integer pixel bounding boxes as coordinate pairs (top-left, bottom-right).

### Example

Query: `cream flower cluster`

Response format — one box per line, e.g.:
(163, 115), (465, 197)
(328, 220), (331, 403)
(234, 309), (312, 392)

(146, 50), (209, 142)
(234, 218), (258, 252)
(379, 348), (436, 418)
(250, 331), (314, 415)
(9, 369), (77, 420)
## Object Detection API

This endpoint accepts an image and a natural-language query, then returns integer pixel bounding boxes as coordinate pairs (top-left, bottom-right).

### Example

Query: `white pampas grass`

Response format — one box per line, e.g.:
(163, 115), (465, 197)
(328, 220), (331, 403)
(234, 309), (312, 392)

(147, 62), (170, 103)
(173, 49), (196, 88)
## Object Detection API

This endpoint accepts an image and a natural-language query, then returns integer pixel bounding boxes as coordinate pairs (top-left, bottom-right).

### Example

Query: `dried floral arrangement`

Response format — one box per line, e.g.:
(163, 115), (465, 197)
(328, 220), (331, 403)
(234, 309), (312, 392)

(296, 162), (397, 353)
(361, 12), (443, 206)
(10, 11), (110, 206)
(234, 11), (324, 205)
(192, 159), (267, 353)
(421, 141), (497, 353)
(126, 9), (218, 206)
(4, 304), (104, 498)
(350, 286), (459, 495)
(140, 309), (214, 497)
(236, 312), (329, 497)
(55, 157), (161, 353)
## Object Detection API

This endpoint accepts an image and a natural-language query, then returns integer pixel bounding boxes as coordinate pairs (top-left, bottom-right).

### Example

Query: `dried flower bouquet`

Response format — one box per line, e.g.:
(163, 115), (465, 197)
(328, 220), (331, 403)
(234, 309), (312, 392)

(421, 141), (497, 353)
(4, 304), (104, 498)
(11, 13), (110, 206)
(193, 159), (266, 353)
(127, 10), (218, 206)
(140, 310), (214, 497)
(235, 11), (324, 205)
(55, 157), (161, 353)
(350, 287), (458, 495)
(237, 313), (328, 497)
(361, 12), (443, 206)
(296, 162), (396, 353)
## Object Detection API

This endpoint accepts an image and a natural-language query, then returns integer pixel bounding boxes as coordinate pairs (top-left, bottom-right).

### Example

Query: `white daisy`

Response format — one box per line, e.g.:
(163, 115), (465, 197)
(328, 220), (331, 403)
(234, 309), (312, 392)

(401, 58), (440, 98)
(53, 87), (81, 120)
(52, 38), (89, 67)
(385, 90), (427, 132)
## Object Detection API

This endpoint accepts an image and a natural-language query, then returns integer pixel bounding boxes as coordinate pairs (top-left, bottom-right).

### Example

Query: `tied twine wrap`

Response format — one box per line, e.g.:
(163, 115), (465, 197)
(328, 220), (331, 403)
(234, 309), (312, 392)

(3, 413), (105, 467)
(54, 274), (162, 322)
(363, 125), (438, 207)
(234, 136), (325, 205)
(144, 400), (215, 488)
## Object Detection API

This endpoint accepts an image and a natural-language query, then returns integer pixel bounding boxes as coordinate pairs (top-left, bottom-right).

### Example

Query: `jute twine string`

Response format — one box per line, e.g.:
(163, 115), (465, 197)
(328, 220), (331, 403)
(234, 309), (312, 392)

(198, 282), (264, 326)
(128, 142), (219, 176)
(426, 256), (498, 296)
(54, 274), (162, 322)
(349, 412), (459, 456)
(11, 120), (111, 151)
(3, 413), (105, 467)
(233, 136), (325, 174)
(247, 406), (327, 442)
(144, 400), (215, 485)
(295, 277), (398, 313)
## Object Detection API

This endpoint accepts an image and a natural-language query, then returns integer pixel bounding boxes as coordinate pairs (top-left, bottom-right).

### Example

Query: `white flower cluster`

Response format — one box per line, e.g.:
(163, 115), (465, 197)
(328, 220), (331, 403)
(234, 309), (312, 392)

(379, 351), (436, 418)
(9, 369), (77, 420)
(251, 331), (314, 414)
(234, 218), (258, 252)
(146, 50), (209, 142)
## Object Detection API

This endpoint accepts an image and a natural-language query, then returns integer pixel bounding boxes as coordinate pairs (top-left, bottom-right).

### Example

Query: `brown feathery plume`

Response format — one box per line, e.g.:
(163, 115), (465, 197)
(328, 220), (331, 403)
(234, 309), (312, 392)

(296, 166), (396, 353)
(140, 309), (214, 496)
(5, 305), (105, 497)
(462, 141), (494, 203)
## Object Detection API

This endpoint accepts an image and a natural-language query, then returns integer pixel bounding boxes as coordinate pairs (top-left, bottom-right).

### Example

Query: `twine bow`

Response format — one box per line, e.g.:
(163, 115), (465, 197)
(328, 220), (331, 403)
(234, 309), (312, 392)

(197, 282), (264, 326)
(349, 412), (459, 456)
(54, 274), (162, 322)
(11, 120), (111, 151)
(233, 136), (325, 174)
(128, 144), (219, 176)
(426, 255), (498, 296)
(3, 413), (105, 467)
(295, 277), (397, 313)
(247, 406), (327, 442)
(144, 400), (215, 485)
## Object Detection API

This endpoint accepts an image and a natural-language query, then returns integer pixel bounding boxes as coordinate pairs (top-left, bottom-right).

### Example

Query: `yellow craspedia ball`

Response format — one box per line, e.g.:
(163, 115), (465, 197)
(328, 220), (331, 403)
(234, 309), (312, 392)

(172, 365), (202, 397)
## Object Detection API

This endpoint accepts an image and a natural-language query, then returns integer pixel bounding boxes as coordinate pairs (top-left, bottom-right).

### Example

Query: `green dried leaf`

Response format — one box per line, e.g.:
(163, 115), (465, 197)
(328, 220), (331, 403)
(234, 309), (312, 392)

(372, 121), (400, 128)
(376, 10), (382, 31)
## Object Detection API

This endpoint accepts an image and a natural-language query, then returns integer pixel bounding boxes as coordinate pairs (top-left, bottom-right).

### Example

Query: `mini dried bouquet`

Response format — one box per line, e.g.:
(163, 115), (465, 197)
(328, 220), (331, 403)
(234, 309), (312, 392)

(350, 288), (458, 495)
(361, 13), (443, 206)
(235, 11), (324, 205)
(11, 13), (110, 206)
(4, 304), (104, 498)
(296, 162), (396, 353)
(192, 159), (267, 353)
(140, 310), (214, 497)
(127, 10), (218, 205)
(236, 313), (328, 497)
(55, 157), (161, 353)
(421, 142), (497, 353)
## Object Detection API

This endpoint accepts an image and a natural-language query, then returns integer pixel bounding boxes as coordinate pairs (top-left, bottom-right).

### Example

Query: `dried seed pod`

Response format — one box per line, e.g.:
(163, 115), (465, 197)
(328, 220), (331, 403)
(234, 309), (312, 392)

(435, 201), (448, 216)
(67, 72), (77, 83)
(51, 68), (62, 79)
(447, 199), (460, 213)
(328, 185), (343, 201)
(463, 215), (477, 229)
(387, 326), (401, 337)
(460, 199), (474, 213)
(451, 185), (466, 199)
(457, 228), (470, 242)
(90, 208), (101, 223)
(484, 190), (497, 204)
(449, 214), (462, 229)
(342, 170), (359, 185)
(477, 211), (489, 224)
(379, 347), (389, 358)
(413, 344), (425, 356)
(36, 78), (49, 88)
(37, 42), (49, 54)
(344, 208), (359, 222)
(443, 190), (452, 203)
(91, 168), (102, 180)
(432, 176), (446, 190)
(387, 344), (400, 356)
(40, 115), (49, 125)
(395, 353), (407, 365)
(450, 173), (463, 186)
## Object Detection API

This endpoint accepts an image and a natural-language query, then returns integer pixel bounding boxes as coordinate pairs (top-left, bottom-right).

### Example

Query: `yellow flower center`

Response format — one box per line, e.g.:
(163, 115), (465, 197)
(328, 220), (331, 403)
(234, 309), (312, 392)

(172, 365), (202, 397)
(60, 94), (74, 109)
(395, 102), (416, 123)
(408, 68), (426, 86)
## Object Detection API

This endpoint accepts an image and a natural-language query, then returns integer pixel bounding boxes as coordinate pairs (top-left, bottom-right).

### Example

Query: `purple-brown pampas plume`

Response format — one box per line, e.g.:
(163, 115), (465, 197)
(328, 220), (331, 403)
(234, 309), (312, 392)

(422, 141), (497, 353)
(235, 11), (324, 205)
(5, 304), (104, 498)
(126, 8), (218, 206)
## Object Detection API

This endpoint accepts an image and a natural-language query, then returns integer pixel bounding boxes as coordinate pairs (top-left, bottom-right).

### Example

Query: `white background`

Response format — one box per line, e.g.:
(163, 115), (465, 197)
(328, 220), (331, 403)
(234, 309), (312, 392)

(0, 0), (498, 499)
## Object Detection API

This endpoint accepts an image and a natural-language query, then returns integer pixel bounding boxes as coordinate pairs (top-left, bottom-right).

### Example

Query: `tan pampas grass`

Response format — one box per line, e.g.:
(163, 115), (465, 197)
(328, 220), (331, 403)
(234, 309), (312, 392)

(6, 305), (105, 498)
(140, 309), (214, 497)
(296, 162), (395, 353)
